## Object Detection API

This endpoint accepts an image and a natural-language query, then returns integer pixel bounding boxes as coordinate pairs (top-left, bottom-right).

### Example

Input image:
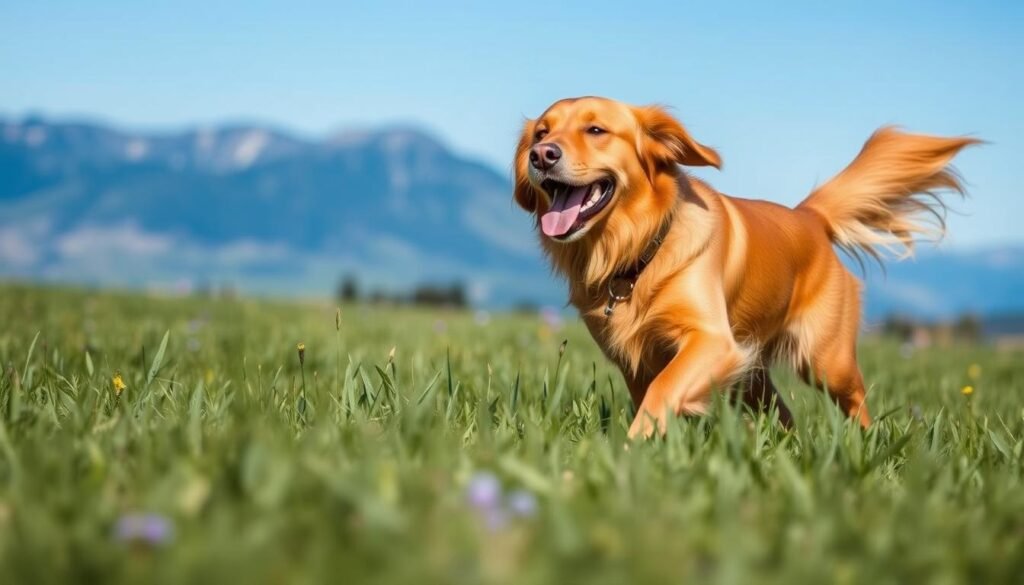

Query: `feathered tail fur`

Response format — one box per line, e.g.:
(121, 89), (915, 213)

(798, 127), (980, 265)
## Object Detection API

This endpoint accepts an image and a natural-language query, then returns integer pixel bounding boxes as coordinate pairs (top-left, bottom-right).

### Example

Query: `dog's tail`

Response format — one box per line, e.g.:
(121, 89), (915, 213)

(798, 127), (980, 266)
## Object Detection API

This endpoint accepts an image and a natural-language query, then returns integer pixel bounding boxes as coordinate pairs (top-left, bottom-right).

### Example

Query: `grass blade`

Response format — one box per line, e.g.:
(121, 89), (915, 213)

(147, 330), (170, 386)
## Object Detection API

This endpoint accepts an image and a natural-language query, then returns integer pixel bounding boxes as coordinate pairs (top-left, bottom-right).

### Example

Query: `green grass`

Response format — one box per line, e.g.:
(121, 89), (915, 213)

(0, 283), (1022, 584)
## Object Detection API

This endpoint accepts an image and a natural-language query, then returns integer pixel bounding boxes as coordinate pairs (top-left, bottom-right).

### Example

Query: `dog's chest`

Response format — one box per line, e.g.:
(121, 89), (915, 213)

(579, 297), (665, 374)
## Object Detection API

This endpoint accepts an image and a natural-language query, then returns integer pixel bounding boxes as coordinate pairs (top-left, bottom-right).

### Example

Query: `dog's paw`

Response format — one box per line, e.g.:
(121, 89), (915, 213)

(627, 410), (666, 440)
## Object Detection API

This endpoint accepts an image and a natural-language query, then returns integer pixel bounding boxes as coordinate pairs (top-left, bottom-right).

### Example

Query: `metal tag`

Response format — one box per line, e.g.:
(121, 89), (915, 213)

(604, 277), (634, 317)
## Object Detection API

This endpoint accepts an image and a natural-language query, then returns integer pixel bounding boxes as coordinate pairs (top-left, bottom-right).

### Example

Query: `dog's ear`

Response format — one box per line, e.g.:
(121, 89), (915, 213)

(512, 119), (539, 212)
(634, 105), (721, 174)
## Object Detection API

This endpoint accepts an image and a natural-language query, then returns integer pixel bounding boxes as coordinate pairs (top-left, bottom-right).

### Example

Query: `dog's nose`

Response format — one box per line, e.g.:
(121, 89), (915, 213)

(529, 143), (562, 170)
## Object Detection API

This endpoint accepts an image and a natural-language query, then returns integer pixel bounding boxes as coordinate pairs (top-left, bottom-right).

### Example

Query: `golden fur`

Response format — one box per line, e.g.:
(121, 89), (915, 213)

(513, 97), (978, 437)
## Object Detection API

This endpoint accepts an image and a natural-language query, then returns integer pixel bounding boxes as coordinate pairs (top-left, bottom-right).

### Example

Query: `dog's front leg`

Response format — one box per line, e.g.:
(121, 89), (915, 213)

(628, 331), (750, 439)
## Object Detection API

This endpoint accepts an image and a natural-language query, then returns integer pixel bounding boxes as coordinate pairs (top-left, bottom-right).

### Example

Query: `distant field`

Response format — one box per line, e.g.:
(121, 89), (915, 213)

(0, 283), (1022, 583)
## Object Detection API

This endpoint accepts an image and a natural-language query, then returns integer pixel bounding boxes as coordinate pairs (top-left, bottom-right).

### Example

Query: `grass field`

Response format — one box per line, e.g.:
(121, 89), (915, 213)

(0, 283), (1022, 584)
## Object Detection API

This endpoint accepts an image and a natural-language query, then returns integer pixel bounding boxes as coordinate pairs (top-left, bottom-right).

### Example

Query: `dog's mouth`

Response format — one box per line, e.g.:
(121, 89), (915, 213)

(539, 177), (615, 239)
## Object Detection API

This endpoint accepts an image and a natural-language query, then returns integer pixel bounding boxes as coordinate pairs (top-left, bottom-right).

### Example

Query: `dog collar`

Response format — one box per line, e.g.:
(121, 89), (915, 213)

(604, 219), (672, 317)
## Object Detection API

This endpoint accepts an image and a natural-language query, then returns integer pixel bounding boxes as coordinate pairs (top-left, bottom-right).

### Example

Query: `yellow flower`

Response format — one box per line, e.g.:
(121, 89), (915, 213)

(296, 342), (306, 366)
(112, 372), (127, 396)
(967, 364), (982, 380)
(961, 385), (974, 396)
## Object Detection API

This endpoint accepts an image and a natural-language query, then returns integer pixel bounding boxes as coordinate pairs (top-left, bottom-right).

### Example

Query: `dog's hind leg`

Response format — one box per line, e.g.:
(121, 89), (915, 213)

(798, 271), (871, 427)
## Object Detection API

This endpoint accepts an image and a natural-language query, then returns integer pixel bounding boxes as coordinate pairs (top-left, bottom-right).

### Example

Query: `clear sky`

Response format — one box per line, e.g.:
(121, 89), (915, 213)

(2, 0), (1021, 248)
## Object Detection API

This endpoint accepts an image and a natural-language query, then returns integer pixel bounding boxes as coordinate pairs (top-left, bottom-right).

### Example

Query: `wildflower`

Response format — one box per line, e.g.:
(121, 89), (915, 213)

(507, 490), (538, 518)
(967, 363), (982, 380)
(961, 385), (974, 396)
(540, 306), (564, 330)
(113, 513), (174, 547)
(296, 342), (305, 366)
(465, 472), (539, 532)
(335, 308), (342, 331)
(466, 471), (502, 511)
(112, 372), (127, 396)
(559, 339), (568, 357)
(387, 346), (396, 364)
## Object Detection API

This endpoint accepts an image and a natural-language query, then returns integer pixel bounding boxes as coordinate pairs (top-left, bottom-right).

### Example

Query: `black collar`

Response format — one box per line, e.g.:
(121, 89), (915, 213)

(604, 218), (672, 317)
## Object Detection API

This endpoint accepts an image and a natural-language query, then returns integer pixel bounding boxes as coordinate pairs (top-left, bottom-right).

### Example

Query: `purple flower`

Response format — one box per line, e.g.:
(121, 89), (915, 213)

(507, 490), (538, 518)
(114, 513), (174, 546)
(540, 307), (564, 330)
(465, 471), (502, 511)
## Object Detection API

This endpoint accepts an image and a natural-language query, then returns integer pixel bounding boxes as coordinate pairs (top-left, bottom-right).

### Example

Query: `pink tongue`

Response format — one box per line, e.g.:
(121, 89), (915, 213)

(541, 185), (589, 237)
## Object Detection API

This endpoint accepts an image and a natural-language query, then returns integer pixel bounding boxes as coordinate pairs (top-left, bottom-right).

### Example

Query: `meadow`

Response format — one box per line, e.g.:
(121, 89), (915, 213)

(0, 283), (1022, 584)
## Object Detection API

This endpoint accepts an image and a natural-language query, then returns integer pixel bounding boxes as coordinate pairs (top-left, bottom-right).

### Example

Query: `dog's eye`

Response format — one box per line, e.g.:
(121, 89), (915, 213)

(587, 126), (606, 135)
(534, 129), (548, 142)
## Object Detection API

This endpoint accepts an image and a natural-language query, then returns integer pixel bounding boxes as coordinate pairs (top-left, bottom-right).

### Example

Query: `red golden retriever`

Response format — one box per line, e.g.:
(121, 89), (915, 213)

(512, 96), (977, 438)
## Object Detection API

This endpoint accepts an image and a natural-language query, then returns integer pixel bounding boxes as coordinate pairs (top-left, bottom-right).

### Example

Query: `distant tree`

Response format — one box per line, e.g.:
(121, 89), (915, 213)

(368, 289), (392, 305)
(953, 313), (982, 342)
(337, 274), (360, 302)
(511, 300), (540, 314)
(410, 281), (467, 308)
(882, 314), (915, 341)
(447, 282), (466, 308)
(410, 284), (443, 306)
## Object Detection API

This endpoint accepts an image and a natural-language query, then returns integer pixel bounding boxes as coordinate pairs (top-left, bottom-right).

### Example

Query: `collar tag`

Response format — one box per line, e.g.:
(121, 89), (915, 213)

(604, 277), (634, 317)
(602, 218), (671, 318)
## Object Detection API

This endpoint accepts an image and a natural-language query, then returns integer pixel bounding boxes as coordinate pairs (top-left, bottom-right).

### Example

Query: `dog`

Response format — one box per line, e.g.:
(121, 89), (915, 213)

(512, 96), (978, 438)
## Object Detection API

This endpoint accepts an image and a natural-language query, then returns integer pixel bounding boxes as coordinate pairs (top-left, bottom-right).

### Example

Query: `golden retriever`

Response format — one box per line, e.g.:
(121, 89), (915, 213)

(512, 96), (977, 438)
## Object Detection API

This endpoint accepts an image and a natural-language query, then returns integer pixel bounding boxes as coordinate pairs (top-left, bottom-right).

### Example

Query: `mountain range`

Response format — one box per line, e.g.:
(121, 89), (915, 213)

(1, 115), (1021, 319)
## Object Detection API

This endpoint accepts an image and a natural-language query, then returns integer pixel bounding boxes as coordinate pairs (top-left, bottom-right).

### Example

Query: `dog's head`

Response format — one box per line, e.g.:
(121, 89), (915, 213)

(513, 97), (720, 243)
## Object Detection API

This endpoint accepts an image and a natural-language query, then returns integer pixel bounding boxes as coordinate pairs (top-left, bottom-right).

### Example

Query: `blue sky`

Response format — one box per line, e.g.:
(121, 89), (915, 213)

(2, 0), (1021, 248)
